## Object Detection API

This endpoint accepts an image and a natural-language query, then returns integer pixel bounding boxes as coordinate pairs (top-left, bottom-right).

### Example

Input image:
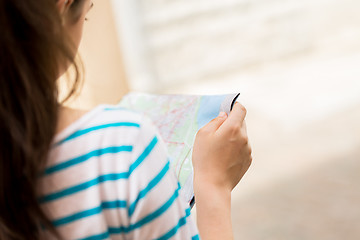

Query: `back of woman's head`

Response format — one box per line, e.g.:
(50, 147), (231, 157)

(0, 0), (82, 239)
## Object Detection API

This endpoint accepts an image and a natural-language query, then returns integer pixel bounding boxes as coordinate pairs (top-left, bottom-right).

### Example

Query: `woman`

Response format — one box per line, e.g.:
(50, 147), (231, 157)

(0, 0), (252, 239)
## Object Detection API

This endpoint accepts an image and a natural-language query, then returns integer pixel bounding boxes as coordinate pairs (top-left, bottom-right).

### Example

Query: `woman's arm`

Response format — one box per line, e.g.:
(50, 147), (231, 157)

(195, 183), (233, 239)
(192, 103), (252, 239)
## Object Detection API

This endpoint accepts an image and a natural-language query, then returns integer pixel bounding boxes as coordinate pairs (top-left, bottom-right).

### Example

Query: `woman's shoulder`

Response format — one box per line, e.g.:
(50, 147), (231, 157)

(57, 105), (143, 132)
(54, 104), (156, 147)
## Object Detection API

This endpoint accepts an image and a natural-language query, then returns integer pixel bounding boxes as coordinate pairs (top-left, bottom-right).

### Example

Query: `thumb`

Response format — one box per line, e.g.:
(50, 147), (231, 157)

(201, 112), (228, 132)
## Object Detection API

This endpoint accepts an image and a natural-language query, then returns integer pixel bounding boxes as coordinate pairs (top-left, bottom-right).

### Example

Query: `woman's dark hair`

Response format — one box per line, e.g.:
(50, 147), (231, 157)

(0, 0), (85, 239)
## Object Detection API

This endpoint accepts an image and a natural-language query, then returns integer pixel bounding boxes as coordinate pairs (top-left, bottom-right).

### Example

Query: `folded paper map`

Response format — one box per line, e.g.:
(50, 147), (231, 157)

(118, 93), (240, 205)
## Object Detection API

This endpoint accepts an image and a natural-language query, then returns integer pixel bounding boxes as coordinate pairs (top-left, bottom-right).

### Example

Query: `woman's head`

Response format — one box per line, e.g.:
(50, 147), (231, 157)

(0, 0), (92, 239)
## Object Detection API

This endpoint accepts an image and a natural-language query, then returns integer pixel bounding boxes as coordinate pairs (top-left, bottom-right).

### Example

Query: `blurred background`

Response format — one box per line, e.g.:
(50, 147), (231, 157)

(69, 0), (360, 239)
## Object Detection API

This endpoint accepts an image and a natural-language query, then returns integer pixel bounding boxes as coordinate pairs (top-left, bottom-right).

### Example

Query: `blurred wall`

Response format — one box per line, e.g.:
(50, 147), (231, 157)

(114, 0), (360, 92)
(66, 0), (128, 109)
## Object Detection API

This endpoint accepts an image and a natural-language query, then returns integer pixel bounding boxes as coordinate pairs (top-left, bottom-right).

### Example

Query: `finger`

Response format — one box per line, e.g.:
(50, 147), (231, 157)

(230, 102), (247, 122)
(200, 111), (228, 133)
(218, 103), (246, 131)
(241, 120), (248, 136)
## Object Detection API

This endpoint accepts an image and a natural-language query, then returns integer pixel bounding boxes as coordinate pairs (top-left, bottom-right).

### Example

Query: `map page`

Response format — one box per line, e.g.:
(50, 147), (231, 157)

(118, 92), (240, 203)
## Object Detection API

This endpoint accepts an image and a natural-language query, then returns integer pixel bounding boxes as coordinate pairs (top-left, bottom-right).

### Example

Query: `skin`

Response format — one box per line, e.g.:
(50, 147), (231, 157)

(56, 1), (252, 239)
(57, 0), (93, 49)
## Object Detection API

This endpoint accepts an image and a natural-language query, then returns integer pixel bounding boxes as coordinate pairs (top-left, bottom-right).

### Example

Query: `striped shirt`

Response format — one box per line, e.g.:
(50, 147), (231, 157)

(39, 105), (199, 240)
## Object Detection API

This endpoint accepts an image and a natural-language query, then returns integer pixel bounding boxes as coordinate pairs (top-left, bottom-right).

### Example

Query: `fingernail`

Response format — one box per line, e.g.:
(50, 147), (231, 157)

(218, 112), (227, 118)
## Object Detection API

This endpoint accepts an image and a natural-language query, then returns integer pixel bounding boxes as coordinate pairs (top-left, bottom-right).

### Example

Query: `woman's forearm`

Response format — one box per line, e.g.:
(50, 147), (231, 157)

(195, 182), (234, 240)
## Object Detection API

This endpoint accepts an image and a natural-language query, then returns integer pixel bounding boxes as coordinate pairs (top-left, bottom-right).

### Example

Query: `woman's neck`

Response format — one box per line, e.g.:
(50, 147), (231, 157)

(57, 106), (88, 134)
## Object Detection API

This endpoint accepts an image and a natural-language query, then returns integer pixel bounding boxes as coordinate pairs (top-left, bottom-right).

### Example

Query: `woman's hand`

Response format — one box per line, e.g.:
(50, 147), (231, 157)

(192, 103), (252, 240)
(192, 102), (252, 193)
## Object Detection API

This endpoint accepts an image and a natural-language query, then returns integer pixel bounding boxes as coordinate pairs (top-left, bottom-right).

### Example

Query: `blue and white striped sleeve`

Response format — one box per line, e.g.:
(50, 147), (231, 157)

(124, 115), (200, 240)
